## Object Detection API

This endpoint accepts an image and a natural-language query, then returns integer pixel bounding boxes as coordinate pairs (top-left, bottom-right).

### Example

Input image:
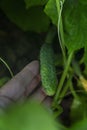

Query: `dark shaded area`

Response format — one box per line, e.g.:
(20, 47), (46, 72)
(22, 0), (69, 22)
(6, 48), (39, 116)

(0, 9), (43, 77)
(60, 96), (73, 126)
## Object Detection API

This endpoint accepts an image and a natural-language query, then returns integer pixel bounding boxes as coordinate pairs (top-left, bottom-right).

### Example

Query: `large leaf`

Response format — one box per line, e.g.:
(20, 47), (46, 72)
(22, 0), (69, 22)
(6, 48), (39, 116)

(45, 0), (87, 52)
(24, 0), (48, 8)
(44, 0), (87, 72)
(0, 0), (50, 32)
(0, 101), (59, 130)
(62, 0), (87, 53)
(44, 0), (57, 25)
(63, 0), (87, 71)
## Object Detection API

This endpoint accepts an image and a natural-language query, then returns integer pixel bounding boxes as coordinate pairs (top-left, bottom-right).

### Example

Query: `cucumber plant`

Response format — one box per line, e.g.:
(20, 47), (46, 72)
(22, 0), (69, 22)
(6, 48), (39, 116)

(40, 0), (87, 126)
(1, 0), (87, 129)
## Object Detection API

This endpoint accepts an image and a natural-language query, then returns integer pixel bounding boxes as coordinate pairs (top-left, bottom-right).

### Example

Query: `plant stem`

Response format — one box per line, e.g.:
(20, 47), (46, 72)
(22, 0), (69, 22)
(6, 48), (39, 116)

(0, 57), (13, 77)
(58, 76), (72, 104)
(69, 79), (79, 99)
(72, 59), (82, 77)
(45, 26), (56, 44)
(56, 0), (66, 65)
(53, 52), (73, 105)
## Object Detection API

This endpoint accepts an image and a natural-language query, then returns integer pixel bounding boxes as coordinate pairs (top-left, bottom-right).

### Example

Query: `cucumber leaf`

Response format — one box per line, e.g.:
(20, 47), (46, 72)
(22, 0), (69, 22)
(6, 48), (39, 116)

(45, 0), (87, 52)
(62, 0), (87, 53)
(63, 0), (87, 72)
(0, 0), (50, 32)
(44, 0), (57, 25)
(44, 0), (87, 73)
(24, 0), (48, 9)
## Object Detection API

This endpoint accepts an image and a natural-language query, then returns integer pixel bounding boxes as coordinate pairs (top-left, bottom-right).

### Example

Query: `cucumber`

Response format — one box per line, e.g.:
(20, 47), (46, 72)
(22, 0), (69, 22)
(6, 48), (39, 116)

(40, 43), (58, 96)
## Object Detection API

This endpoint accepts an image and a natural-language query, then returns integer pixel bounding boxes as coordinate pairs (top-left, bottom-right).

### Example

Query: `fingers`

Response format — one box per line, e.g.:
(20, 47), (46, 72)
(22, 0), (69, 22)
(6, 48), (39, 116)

(0, 60), (40, 108)
(23, 74), (40, 98)
(0, 60), (52, 109)
(29, 85), (52, 107)
(30, 86), (47, 102)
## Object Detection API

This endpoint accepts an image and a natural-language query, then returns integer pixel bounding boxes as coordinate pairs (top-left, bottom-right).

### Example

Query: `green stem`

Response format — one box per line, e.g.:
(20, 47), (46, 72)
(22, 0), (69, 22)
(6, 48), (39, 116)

(56, 0), (66, 65)
(45, 27), (56, 44)
(53, 52), (73, 105)
(58, 76), (72, 104)
(72, 59), (82, 77)
(69, 79), (79, 99)
(0, 57), (13, 77)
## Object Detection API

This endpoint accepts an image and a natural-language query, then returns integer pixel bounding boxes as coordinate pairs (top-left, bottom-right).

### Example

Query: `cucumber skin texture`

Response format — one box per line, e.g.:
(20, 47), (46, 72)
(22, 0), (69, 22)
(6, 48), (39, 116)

(40, 43), (58, 96)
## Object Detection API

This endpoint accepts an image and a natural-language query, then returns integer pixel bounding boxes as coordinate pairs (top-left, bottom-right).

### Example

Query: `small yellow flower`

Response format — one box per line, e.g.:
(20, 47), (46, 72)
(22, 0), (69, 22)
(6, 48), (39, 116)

(80, 76), (87, 91)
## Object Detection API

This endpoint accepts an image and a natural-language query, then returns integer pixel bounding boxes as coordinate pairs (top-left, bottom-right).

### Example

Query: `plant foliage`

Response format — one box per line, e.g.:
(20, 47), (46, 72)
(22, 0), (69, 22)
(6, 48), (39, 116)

(0, 101), (58, 130)
(0, 0), (87, 129)
(0, 0), (50, 32)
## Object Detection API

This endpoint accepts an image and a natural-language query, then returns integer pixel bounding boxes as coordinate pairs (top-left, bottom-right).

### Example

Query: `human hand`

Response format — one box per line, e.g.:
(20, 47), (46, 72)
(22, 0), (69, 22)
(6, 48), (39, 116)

(0, 60), (52, 109)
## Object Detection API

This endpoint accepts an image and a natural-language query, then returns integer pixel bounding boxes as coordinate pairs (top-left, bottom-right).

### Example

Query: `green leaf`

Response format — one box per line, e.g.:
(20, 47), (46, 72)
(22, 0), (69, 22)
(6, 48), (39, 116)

(44, 0), (87, 73)
(79, 0), (87, 5)
(44, 0), (57, 25)
(0, 101), (59, 130)
(62, 0), (87, 72)
(70, 119), (87, 130)
(63, 0), (87, 53)
(24, 0), (48, 8)
(70, 93), (87, 124)
(0, 0), (50, 32)
(44, 0), (87, 52)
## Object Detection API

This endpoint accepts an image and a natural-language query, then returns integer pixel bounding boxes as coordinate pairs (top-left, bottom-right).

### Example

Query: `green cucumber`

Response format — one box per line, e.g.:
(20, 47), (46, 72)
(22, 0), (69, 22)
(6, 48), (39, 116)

(40, 43), (58, 96)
